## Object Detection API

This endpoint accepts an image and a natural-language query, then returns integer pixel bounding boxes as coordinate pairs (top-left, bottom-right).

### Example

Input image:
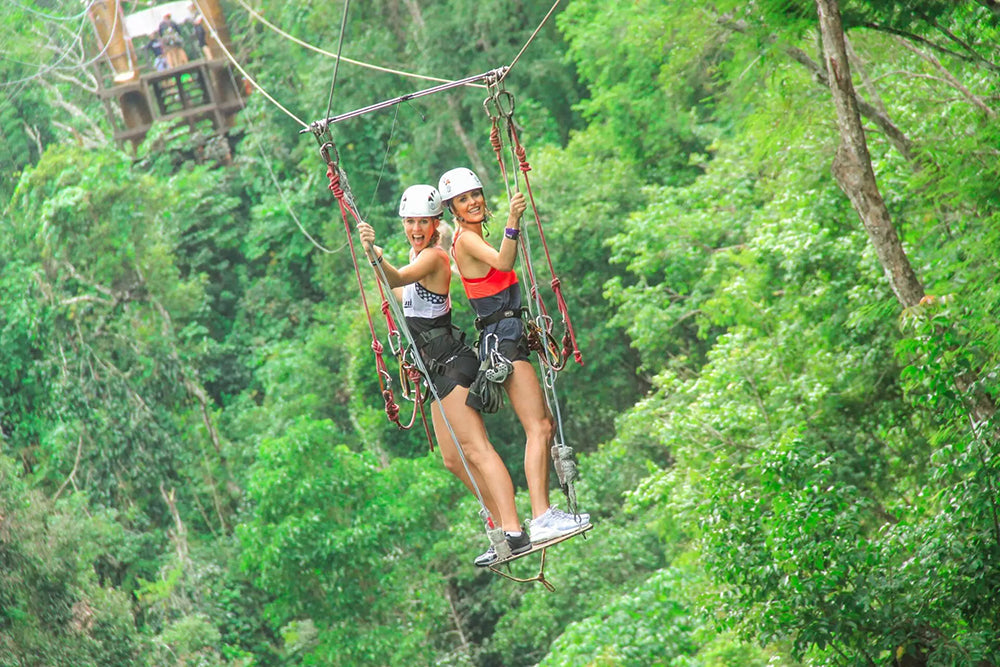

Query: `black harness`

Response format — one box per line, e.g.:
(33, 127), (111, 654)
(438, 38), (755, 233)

(474, 307), (527, 330)
(415, 326), (476, 384)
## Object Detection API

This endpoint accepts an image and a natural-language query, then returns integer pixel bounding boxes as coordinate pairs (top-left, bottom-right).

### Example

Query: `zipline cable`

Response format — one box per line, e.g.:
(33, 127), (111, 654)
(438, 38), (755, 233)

(304, 0), (561, 127)
(298, 0), (583, 536)
(194, 0), (308, 128)
(500, 0), (561, 82)
(233, 0), (484, 89)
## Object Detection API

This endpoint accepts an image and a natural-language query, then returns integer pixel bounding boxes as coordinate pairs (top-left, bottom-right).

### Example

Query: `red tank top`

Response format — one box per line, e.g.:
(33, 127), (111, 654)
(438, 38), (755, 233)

(451, 227), (519, 300)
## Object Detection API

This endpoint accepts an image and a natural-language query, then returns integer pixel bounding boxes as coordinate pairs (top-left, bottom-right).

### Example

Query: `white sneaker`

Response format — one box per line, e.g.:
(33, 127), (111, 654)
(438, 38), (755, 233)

(529, 506), (591, 544)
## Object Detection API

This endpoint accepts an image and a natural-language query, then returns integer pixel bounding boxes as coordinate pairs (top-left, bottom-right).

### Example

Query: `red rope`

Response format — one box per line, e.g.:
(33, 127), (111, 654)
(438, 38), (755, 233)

(489, 122), (550, 327)
(494, 119), (583, 366)
(325, 161), (435, 448)
(326, 163), (406, 428)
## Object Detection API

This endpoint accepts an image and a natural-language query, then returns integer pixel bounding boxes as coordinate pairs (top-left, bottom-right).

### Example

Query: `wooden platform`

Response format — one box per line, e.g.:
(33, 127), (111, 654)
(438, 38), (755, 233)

(490, 523), (593, 568)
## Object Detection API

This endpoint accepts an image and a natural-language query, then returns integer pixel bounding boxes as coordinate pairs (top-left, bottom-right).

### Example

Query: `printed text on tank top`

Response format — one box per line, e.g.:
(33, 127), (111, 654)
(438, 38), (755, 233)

(403, 281), (450, 320)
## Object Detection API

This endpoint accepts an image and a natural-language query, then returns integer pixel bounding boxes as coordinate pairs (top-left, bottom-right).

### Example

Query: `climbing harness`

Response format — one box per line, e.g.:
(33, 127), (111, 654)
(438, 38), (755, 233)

(467, 333), (511, 414)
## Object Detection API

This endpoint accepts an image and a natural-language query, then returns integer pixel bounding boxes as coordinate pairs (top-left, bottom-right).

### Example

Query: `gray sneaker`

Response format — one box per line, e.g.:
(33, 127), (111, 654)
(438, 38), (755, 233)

(474, 545), (496, 567)
(474, 531), (532, 567)
(529, 506), (591, 544)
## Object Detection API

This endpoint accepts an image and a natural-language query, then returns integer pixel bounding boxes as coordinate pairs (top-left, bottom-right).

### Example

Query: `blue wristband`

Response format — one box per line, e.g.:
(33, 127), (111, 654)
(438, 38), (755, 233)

(504, 227), (520, 240)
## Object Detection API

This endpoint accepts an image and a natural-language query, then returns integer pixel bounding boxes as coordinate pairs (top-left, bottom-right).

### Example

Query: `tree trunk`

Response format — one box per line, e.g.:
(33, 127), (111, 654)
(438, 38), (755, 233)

(814, 0), (925, 308)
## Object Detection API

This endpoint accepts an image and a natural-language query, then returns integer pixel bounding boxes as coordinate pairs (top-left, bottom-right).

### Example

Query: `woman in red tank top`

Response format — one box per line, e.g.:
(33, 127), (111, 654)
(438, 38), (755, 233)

(439, 168), (590, 544)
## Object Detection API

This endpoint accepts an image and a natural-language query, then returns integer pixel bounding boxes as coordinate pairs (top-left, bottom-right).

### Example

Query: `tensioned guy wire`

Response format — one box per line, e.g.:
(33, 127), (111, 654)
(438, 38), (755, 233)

(324, 0), (351, 123)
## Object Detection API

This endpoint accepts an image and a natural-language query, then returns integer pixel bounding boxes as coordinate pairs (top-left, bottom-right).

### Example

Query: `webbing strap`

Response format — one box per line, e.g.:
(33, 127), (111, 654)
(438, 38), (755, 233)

(475, 307), (526, 330)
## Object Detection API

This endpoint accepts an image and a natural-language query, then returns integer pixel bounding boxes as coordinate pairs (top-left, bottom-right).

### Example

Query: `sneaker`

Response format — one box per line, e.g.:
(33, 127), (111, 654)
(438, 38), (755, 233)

(506, 530), (531, 556)
(473, 531), (532, 567)
(529, 506), (591, 544)
(474, 545), (496, 567)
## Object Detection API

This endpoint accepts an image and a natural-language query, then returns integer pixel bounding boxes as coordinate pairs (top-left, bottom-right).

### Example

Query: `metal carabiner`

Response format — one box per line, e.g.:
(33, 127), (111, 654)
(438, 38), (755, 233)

(387, 329), (403, 357)
(319, 141), (339, 167)
(493, 89), (515, 119)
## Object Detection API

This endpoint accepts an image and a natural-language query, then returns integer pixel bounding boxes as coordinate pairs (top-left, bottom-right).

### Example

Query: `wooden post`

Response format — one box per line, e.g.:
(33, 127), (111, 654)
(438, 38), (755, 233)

(87, 0), (137, 83)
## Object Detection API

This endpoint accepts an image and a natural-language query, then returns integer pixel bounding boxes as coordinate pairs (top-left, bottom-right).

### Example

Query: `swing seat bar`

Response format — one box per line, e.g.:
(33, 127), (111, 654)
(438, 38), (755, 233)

(488, 523), (593, 592)
(301, 67), (507, 132)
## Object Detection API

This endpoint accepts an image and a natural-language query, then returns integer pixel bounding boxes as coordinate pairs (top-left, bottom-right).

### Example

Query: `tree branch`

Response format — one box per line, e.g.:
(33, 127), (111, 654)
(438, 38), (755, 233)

(861, 21), (1000, 74)
(53, 433), (84, 502)
(893, 36), (997, 119)
(786, 46), (916, 162)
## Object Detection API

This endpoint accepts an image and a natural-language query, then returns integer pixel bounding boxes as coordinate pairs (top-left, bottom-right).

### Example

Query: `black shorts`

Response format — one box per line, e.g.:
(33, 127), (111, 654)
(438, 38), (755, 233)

(480, 316), (531, 364)
(419, 334), (479, 399)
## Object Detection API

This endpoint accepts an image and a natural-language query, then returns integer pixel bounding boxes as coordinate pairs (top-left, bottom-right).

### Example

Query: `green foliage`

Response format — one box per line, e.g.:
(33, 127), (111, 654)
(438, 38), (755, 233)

(601, 3), (1000, 663)
(557, 0), (713, 185)
(543, 567), (760, 667)
(5, 0), (1000, 665)
(0, 455), (142, 666)
(238, 417), (470, 664)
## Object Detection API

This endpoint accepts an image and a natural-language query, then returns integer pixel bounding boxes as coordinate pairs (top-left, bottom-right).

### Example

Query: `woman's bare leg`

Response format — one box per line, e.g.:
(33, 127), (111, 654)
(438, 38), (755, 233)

(432, 387), (522, 532)
(504, 360), (554, 519)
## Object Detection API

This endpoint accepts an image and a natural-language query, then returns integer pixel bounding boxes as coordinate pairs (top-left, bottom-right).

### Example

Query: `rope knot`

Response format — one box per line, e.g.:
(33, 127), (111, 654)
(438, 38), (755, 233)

(550, 277), (561, 290)
(371, 339), (384, 354)
(490, 125), (502, 154)
(383, 389), (400, 422)
(515, 145), (531, 172)
(327, 165), (344, 199)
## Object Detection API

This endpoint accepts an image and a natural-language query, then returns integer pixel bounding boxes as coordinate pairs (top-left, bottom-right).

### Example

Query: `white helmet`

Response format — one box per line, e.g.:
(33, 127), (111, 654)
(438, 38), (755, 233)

(398, 184), (443, 218)
(438, 168), (483, 202)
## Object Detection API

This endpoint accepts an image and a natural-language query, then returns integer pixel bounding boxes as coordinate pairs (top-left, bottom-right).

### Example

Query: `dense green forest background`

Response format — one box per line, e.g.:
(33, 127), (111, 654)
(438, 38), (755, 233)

(3, 0), (1000, 665)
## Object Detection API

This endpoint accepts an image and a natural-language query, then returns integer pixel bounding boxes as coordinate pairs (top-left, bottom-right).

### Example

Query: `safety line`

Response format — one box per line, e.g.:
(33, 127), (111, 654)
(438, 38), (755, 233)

(234, 0), (484, 88)
(194, 0), (309, 128)
(367, 104), (401, 214)
(368, 250), (494, 521)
